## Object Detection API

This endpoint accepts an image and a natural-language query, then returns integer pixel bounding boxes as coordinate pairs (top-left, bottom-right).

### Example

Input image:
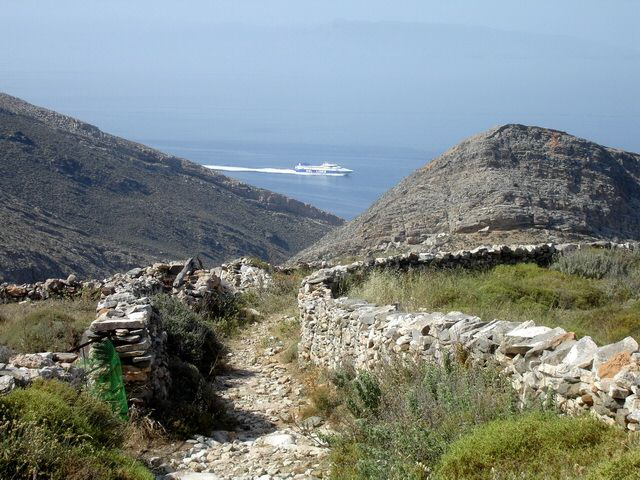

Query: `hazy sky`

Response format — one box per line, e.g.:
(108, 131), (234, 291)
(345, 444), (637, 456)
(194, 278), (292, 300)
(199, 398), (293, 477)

(1, 1), (638, 152)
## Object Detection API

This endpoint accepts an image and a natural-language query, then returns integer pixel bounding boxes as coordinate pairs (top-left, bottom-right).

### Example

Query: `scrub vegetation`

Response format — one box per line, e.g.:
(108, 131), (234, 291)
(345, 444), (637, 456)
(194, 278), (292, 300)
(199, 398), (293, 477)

(0, 298), (95, 353)
(0, 380), (153, 480)
(326, 360), (640, 480)
(348, 248), (640, 344)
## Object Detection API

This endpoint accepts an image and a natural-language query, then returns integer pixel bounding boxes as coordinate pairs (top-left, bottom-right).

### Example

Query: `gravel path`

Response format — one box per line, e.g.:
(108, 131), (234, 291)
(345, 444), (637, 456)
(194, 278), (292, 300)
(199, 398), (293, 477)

(161, 316), (330, 480)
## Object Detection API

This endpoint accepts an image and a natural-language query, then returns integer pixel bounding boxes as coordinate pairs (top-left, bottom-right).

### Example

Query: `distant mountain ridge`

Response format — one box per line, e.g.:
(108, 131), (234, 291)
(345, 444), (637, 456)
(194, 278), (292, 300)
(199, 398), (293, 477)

(0, 93), (343, 283)
(292, 124), (640, 263)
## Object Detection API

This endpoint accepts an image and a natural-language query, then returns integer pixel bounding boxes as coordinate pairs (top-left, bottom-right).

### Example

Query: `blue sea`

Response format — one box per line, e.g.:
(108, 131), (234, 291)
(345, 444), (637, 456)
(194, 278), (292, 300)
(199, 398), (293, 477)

(143, 140), (436, 220)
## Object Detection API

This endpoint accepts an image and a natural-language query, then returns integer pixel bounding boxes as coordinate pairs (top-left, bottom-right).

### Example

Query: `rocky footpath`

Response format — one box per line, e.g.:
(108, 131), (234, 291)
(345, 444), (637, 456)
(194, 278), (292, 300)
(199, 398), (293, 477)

(299, 242), (640, 431)
(159, 315), (329, 480)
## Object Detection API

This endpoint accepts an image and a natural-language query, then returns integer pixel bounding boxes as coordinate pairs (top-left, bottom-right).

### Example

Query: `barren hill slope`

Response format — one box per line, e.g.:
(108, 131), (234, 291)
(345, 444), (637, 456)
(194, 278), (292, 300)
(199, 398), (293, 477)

(293, 124), (640, 263)
(0, 93), (343, 283)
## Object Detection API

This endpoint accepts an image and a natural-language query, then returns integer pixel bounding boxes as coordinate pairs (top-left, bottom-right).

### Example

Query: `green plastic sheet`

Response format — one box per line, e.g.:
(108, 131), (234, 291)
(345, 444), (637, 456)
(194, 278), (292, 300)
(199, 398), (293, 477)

(83, 339), (129, 420)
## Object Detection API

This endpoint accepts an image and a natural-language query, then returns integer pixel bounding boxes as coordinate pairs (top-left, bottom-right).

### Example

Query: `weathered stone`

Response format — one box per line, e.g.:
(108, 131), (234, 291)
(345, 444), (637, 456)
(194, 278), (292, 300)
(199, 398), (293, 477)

(132, 355), (153, 364)
(0, 375), (15, 394)
(560, 336), (598, 369)
(627, 410), (640, 424)
(593, 337), (639, 373)
(598, 351), (633, 379)
(53, 352), (77, 363)
(115, 339), (150, 353)
(504, 327), (572, 356)
(9, 353), (54, 369)
(259, 433), (296, 448)
(506, 325), (552, 339)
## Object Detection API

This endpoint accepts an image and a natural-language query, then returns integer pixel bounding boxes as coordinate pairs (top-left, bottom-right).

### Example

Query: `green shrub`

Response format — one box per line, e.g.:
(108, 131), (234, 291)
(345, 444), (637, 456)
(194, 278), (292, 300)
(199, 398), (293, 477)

(552, 248), (640, 280)
(329, 360), (524, 480)
(0, 380), (152, 480)
(345, 372), (382, 418)
(435, 412), (631, 480)
(151, 357), (225, 437)
(152, 294), (222, 376)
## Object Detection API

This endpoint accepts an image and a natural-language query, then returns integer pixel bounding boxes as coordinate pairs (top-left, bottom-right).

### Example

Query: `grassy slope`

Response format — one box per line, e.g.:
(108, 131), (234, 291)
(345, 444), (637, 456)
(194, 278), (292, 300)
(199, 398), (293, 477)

(0, 298), (96, 353)
(348, 249), (640, 344)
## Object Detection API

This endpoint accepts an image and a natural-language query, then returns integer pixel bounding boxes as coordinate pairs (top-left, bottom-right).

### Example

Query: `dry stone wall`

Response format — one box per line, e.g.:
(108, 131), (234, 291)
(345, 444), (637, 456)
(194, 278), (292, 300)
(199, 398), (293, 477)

(0, 274), (100, 304)
(0, 352), (84, 395)
(0, 258), (273, 407)
(298, 242), (640, 431)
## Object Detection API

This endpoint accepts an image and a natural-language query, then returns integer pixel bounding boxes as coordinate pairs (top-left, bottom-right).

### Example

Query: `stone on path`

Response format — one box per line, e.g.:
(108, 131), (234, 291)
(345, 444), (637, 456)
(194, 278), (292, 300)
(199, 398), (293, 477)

(160, 314), (329, 479)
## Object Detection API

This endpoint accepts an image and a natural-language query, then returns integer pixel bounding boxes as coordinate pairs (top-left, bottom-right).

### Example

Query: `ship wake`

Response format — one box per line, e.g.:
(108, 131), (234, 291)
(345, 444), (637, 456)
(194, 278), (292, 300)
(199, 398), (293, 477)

(204, 165), (347, 176)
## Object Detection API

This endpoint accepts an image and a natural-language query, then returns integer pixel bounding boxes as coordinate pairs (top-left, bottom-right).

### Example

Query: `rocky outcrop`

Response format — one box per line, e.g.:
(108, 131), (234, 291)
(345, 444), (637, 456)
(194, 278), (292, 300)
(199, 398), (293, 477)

(298, 242), (640, 431)
(0, 92), (343, 284)
(292, 124), (640, 263)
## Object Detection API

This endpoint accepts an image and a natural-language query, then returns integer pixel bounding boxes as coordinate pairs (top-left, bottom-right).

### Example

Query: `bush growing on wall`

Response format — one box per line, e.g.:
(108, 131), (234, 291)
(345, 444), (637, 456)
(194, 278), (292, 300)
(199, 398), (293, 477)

(153, 294), (222, 377)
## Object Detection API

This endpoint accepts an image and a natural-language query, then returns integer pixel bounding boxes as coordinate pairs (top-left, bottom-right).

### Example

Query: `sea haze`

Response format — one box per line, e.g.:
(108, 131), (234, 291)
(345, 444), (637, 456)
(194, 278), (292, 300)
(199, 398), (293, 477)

(145, 140), (433, 220)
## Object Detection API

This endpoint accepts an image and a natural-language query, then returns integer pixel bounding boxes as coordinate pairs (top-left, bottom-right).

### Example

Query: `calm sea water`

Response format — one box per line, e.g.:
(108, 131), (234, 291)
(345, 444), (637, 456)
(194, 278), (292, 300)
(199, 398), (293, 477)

(144, 140), (436, 220)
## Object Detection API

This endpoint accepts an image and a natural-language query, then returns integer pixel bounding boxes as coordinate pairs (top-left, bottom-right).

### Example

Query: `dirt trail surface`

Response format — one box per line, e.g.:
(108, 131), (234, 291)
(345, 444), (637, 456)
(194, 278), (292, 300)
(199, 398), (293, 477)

(161, 315), (330, 480)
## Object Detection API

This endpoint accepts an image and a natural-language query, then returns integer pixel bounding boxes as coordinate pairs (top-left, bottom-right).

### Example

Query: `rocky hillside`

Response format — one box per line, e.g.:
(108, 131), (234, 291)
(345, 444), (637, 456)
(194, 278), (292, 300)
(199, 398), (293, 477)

(292, 124), (640, 263)
(0, 93), (343, 283)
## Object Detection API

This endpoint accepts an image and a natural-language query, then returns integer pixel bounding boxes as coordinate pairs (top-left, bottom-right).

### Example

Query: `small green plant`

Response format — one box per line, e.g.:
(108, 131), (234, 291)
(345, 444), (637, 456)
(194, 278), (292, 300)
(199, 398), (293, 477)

(0, 380), (152, 480)
(345, 372), (382, 418)
(552, 248), (640, 280)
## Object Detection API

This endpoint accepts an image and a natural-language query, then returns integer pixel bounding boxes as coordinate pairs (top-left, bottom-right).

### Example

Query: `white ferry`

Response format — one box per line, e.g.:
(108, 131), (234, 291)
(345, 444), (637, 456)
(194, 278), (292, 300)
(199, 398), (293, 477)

(294, 162), (353, 176)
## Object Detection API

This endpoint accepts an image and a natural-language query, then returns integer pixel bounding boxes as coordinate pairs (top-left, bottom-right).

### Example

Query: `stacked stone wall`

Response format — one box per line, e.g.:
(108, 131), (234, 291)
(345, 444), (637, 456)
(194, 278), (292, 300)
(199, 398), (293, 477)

(0, 257), (273, 407)
(298, 242), (640, 430)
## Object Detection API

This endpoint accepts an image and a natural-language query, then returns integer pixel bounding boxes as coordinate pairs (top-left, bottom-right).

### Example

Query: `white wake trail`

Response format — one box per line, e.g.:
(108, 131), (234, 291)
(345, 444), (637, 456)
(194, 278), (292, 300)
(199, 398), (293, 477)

(204, 165), (346, 176)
